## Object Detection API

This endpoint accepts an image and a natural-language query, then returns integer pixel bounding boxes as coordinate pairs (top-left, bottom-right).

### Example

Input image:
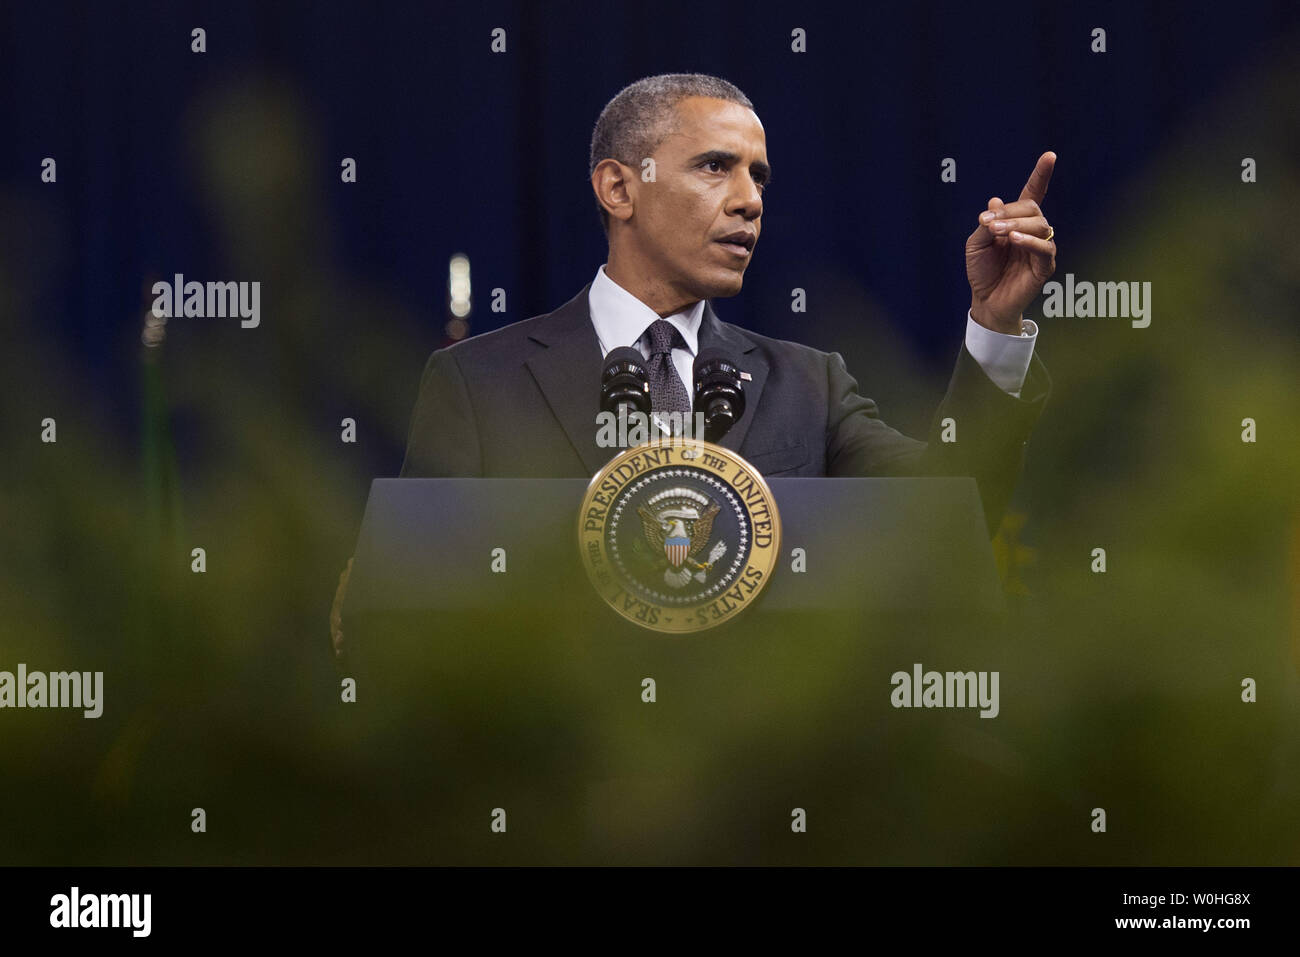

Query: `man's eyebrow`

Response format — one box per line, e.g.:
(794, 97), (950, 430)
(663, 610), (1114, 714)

(688, 149), (772, 185)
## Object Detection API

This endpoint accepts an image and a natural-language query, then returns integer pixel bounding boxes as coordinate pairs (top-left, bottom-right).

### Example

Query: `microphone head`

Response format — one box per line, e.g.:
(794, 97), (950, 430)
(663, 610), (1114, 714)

(692, 348), (746, 442)
(603, 346), (649, 383)
(601, 347), (652, 417)
(693, 347), (744, 380)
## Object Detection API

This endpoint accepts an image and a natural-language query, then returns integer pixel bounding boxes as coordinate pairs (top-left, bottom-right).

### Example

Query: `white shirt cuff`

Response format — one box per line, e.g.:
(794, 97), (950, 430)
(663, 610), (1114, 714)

(964, 311), (1037, 397)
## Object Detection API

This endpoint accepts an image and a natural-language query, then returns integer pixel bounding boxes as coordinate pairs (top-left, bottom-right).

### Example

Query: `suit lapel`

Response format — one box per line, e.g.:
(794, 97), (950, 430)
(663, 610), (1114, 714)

(523, 284), (610, 474)
(523, 287), (769, 472)
(698, 301), (768, 455)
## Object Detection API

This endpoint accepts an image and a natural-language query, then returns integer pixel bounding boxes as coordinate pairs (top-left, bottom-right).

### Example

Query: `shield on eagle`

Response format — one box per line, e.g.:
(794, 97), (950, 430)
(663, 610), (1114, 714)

(665, 536), (690, 567)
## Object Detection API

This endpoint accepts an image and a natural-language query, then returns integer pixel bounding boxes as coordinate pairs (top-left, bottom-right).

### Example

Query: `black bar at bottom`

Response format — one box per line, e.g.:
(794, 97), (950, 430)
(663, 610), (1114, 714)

(0, 866), (1283, 942)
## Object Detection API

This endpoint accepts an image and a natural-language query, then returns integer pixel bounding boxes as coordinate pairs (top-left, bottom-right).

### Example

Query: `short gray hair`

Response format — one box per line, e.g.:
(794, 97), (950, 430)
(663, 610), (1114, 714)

(588, 73), (754, 235)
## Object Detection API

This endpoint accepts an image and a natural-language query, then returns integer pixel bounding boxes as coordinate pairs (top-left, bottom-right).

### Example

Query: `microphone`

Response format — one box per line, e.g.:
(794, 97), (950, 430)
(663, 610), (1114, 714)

(693, 348), (746, 443)
(600, 346), (651, 420)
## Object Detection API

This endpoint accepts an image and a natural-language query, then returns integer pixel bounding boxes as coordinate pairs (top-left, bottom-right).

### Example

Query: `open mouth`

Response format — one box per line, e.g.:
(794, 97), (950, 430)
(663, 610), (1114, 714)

(714, 233), (755, 257)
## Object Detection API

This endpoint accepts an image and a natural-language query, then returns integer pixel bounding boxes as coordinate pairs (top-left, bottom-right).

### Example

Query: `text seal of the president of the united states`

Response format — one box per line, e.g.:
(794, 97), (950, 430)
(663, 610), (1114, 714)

(578, 439), (780, 633)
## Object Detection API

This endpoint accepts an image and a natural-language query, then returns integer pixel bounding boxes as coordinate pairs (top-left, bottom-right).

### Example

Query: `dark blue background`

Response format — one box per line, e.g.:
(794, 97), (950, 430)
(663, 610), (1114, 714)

(3, 0), (1295, 469)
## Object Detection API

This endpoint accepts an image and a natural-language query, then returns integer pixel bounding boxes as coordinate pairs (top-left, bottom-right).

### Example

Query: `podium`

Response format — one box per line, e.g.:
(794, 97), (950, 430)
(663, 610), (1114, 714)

(347, 477), (1003, 618)
(340, 478), (1020, 864)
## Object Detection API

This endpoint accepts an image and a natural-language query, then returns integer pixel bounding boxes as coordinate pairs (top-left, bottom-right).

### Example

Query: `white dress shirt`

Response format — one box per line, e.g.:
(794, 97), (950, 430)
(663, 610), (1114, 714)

(589, 264), (703, 409)
(964, 312), (1037, 397)
(588, 264), (1037, 405)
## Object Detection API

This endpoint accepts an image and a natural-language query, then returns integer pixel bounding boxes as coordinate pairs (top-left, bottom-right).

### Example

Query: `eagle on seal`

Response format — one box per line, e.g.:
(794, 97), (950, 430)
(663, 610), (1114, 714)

(637, 494), (725, 587)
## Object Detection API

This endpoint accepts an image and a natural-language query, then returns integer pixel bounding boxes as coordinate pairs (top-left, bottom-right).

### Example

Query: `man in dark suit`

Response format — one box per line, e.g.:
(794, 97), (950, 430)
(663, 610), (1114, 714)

(400, 280), (1046, 534)
(333, 73), (1057, 657)
(398, 73), (1054, 535)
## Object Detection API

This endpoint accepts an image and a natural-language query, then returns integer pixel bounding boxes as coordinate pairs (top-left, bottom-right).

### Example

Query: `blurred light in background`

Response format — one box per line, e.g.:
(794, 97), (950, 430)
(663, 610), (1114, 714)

(446, 252), (471, 340)
(141, 277), (167, 348)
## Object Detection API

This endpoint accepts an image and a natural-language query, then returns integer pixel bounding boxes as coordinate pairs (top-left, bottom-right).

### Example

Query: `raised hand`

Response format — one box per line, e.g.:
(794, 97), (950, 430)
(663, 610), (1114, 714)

(965, 152), (1057, 334)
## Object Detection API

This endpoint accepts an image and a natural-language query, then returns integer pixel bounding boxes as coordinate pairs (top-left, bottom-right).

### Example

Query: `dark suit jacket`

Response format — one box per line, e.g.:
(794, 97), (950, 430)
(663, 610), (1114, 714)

(399, 283), (1050, 533)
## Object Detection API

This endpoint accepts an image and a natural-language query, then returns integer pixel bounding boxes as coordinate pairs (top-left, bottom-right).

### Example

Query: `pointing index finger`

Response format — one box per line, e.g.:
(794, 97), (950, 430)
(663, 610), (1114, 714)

(1018, 151), (1056, 204)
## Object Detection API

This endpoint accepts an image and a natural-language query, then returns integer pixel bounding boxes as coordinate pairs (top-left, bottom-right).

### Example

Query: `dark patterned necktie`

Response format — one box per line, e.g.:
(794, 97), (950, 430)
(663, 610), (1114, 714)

(644, 319), (691, 431)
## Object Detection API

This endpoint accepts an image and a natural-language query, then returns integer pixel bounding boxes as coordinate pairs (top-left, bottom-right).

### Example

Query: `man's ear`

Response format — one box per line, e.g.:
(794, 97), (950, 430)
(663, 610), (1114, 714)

(591, 158), (635, 227)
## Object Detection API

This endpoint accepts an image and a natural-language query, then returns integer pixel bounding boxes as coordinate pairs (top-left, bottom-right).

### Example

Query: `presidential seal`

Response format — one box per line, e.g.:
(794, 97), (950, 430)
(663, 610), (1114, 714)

(578, 439), (780, 634)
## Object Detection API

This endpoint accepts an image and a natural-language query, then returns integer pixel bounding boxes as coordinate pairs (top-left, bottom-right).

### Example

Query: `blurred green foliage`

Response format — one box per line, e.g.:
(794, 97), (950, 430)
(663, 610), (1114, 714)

(1, 54), (1296, 863)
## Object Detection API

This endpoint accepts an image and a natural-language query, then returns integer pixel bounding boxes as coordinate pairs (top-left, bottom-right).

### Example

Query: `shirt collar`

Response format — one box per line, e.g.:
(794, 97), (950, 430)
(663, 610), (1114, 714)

(588, 263), (703, 356)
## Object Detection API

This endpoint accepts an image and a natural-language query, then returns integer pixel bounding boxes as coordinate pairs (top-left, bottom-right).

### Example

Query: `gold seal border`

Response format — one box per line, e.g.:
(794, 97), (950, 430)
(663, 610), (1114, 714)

(577, 438), (781, 635)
